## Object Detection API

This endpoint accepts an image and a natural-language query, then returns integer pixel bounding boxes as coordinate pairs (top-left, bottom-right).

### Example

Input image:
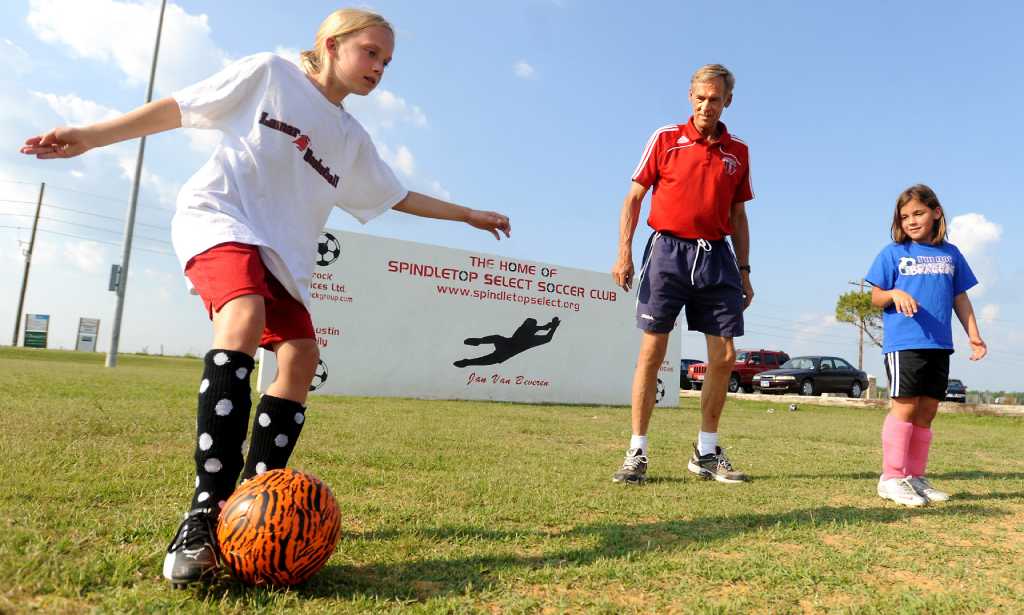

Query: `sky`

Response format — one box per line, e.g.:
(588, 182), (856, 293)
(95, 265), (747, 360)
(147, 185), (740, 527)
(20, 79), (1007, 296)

(1, 0), (1022, 391)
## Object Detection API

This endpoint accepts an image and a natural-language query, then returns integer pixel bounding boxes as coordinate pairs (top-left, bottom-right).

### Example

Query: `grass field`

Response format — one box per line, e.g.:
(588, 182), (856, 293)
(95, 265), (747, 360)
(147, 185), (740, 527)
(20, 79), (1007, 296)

(2, 347), (1023, 614)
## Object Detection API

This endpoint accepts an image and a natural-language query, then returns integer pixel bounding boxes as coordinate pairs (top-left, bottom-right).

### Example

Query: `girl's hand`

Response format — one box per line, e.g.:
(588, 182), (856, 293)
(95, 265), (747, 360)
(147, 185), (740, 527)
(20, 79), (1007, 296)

(889, 289), (918, 316)
(21, 127), (94, 159)
(466, 209), (511, 240)
(968, 337), (987, 361)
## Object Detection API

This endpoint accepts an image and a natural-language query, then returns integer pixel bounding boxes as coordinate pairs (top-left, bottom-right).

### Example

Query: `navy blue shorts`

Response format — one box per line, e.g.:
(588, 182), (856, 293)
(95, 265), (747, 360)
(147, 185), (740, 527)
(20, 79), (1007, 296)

(635, 232), (745, 336)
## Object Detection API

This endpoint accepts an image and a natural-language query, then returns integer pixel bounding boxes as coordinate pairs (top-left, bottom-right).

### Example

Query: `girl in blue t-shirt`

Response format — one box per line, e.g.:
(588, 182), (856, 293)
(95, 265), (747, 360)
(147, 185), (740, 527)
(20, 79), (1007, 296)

(865, 184), (987, 507)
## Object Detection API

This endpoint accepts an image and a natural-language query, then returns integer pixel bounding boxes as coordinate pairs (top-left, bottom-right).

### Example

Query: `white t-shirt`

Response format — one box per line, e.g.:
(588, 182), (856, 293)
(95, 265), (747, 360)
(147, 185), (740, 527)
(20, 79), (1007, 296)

(171, 53), (407, 306)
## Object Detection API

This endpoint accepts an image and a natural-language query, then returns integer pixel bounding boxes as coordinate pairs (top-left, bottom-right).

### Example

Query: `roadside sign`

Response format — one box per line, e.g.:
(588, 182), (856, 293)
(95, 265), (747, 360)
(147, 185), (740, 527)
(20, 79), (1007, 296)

(75, 318), (101, 352)
(24, 313), (49, 348)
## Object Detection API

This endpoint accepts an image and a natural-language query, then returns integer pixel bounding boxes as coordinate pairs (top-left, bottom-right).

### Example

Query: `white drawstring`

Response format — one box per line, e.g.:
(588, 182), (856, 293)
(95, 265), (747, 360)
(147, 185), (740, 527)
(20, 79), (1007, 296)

(690, 238), (712, 285)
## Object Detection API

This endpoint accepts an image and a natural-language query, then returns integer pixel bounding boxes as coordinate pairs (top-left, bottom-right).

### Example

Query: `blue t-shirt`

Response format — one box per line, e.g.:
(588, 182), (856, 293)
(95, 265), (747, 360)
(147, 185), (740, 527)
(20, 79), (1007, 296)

(865, 241), (977, 353)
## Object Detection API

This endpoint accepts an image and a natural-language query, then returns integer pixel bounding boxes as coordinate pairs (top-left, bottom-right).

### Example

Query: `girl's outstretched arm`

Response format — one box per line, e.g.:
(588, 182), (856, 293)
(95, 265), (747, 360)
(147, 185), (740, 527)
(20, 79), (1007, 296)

(953, 292), (987, 360)
(20, 97), (182, 160)
(392, 191), (511, 240)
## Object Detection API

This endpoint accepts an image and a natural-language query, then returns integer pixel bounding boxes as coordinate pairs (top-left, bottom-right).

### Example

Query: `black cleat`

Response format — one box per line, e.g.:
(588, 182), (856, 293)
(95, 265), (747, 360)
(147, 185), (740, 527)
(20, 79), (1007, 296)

(162, 508), (219, 588)
(687, 443), (748, 483)
(612, 448), (648, 484)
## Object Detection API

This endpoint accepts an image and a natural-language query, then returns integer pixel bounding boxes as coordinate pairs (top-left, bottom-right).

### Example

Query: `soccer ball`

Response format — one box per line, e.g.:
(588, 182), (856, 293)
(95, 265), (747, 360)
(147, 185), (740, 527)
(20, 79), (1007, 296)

(316, 232), (341, 267)
(655, 378), (666, 404)
(217, 468), (341, 586)
(898, 257), (917, 276)
(309, 359), (328, 392)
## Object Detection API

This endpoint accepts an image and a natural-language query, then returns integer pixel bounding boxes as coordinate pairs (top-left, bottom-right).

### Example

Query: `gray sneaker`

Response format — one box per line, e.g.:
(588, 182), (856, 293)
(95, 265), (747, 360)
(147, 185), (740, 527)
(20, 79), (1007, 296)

(908, 476), (950, 502)
(612, 448), (648, 484)
(877, 476), (928, 507)
(687, 443), (748, 483)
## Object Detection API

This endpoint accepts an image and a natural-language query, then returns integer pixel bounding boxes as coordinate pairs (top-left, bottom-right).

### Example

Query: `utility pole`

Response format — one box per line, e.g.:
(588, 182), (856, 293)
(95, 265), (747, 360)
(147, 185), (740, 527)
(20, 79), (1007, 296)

(12, 182), (45, 346)
(106, 0), (167, 368)
(848, 279), (866, 370)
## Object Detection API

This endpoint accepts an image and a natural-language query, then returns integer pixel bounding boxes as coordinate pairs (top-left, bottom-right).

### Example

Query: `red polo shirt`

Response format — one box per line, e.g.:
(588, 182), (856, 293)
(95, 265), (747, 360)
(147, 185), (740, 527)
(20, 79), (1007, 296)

(631, 117), (753, 240)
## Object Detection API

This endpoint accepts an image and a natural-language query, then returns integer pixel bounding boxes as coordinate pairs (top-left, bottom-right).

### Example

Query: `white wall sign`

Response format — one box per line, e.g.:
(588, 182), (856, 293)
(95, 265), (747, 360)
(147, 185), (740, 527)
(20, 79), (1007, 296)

(258, 229), (680, 406)
(75, 318), (101, 352)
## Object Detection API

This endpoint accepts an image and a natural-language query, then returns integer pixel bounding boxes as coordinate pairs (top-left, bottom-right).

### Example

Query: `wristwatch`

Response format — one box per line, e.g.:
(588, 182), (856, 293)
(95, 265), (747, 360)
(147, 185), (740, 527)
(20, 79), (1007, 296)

(739, 265), (751, 273)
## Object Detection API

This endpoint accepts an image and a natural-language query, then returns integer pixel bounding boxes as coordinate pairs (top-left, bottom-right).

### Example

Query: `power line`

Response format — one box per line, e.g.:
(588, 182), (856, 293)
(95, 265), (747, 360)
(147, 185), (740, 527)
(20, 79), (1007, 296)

(44, 184), (132, 205)
(0, 225), (174, 256)
(744, 319), (858, 344)
(0, 198), (173, 231)
(0, 200), (169, 231)
(0, 213), (171, 246)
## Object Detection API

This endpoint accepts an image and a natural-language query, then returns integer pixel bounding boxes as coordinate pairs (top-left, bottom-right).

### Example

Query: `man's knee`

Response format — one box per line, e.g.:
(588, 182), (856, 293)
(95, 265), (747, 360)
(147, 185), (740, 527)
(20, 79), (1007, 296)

(706, 338), (735, 370)
(637, 333), (669, 366)
(708, 353), (734, 372)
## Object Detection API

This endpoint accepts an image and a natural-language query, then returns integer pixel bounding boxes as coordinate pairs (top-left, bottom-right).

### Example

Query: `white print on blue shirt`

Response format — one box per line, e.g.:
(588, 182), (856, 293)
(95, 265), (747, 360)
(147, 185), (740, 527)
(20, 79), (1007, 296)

(897, 255), (955, 276)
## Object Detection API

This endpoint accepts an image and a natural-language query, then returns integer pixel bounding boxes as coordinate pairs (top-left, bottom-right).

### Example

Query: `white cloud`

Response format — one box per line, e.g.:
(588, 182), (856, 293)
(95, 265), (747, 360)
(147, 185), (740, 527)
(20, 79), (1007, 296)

(117, 156), (180, 209)
(23, 237), (58, 267)
(27, 0), (229, 92)
(513, 60), (536, 79)
(70, 170), (85, 179)
(1, 39), (33, 76)
(948, 213), (1002, 297)
(948, 213), (1002, 257)
(427, 180), (451, 201)
(180, 128), (221, 156)
(141, 266), (175, 302)
(979, 304), (999, 324)
(274, 46), (302, 67)
(794, 313), (838, 339)
(345, 89), (459, 201)
(391, 145), (415, 177)
(30, 91), (121, 126)
(348, 89), (428, 129)
(63, 240), (107, 273)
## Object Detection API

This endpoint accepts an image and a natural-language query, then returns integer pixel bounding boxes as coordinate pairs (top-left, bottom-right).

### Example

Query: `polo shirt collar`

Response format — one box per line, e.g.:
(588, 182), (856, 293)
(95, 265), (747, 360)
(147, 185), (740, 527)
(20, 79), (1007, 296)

(684, 116), (732, 145)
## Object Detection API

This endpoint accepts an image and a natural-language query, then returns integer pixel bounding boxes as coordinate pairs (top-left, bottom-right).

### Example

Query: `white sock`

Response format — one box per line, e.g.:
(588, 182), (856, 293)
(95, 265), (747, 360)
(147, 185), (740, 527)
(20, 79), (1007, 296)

(629, 434), (648, 454)
(697, 431), (719, 456)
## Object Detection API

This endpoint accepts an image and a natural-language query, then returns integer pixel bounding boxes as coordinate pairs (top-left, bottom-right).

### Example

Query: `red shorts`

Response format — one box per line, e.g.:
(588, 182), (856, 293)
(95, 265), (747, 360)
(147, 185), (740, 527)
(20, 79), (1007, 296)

(185, 242), (315, 349)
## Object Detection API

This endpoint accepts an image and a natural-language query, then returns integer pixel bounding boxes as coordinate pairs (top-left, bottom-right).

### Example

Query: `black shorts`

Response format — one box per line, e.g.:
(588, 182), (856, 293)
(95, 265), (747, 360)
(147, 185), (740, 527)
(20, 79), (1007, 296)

(884, 349), (951, 400)
(634, 232), (744, 336)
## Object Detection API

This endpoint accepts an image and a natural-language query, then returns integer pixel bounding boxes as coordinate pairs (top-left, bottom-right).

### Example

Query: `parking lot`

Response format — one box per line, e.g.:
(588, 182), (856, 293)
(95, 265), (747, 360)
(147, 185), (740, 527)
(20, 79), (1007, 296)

(679, 389), (1024, 418)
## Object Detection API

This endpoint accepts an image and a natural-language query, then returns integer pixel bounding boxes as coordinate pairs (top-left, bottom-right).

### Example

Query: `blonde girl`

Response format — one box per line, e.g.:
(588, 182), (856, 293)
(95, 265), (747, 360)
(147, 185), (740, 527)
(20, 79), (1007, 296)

(22, 8), (510, 586)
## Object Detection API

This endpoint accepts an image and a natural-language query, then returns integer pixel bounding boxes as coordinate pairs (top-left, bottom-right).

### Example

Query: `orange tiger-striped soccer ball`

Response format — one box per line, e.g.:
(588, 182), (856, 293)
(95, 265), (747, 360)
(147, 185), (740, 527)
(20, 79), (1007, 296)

(216, 468), (341, 586)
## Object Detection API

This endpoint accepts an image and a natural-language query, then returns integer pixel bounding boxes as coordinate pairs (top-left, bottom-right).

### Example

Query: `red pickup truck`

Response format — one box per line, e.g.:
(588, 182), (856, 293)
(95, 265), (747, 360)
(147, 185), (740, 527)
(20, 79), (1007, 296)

(688, 349), (790, 393)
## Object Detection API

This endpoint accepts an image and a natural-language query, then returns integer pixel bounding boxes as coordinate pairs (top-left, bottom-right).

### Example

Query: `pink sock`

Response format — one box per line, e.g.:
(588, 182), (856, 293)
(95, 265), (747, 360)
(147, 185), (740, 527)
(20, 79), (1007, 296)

(881, 414), (914, 479)
(906, 426), (933, 477)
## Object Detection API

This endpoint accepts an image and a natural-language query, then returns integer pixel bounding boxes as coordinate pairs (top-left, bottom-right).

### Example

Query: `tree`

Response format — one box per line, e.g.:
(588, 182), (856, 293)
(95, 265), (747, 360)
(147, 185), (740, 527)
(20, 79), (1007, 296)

(835, 289), (882, 369)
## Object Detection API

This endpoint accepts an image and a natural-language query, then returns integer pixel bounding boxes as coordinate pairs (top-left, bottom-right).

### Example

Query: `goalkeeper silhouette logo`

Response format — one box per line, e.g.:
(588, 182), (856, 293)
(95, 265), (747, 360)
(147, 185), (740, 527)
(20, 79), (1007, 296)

(454, 317), (561, 368)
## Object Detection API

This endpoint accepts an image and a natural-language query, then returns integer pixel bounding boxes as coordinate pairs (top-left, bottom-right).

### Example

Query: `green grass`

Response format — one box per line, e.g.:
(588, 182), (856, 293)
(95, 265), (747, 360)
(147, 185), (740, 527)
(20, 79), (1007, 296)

(1, 346), (1022, 614)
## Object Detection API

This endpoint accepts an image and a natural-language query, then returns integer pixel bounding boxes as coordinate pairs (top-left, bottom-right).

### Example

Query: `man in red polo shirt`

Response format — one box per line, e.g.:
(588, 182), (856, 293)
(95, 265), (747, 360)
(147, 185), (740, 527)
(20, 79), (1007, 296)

(611, 64), (754, 485)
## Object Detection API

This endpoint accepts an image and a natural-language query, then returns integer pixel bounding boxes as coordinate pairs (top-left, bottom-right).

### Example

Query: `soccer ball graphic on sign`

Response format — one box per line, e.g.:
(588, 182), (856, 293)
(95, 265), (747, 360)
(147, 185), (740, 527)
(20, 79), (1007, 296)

(309, 359), (328, 391)
(316, 232), (341, 267)
(656, 378), (666, 404)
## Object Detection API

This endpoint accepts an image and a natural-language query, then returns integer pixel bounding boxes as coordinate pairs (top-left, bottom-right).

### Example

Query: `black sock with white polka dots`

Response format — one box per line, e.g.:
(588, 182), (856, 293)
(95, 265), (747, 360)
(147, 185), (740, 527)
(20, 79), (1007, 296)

(241, 394), (306, 480)
(189, 349), (255, 513)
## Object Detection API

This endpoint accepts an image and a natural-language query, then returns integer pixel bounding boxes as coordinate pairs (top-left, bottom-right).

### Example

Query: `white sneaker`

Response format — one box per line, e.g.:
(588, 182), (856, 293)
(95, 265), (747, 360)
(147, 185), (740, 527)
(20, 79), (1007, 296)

(908, 476), (950, 502)
(877, 476), (928, 507)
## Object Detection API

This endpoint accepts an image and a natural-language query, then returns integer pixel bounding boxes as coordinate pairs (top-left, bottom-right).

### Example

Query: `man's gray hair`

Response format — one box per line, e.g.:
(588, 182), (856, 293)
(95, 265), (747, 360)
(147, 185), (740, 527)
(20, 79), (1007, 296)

(691, 64), (735, 94)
